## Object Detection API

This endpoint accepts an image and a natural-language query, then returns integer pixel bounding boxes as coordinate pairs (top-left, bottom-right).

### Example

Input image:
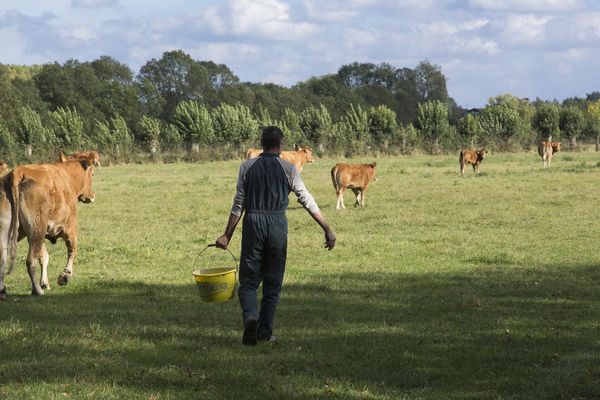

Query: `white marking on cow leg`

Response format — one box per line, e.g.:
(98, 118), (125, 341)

(0, 216), (9, 299)
(27, 244), (44, 296)
(336, 193), (341, 210)
(40, 244), (50, 290)
(340, 193), (346, 210)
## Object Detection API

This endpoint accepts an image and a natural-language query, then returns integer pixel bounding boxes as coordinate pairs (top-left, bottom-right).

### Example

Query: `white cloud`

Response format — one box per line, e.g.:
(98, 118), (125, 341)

(228, 0), (317, 40)
(302, 0), (360, 22)
(343, 28), (378, 47)
(70, 0), (119, 9)
(58, 24), (97, 42)
(469, 0), (583, 11)
(500, 14), (553, 44)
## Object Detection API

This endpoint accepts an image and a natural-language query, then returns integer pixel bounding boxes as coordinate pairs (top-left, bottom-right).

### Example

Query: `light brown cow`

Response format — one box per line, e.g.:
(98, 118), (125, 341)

(537, 141), (561, 167)
(245, 148), (262, 160)
(331, 162), (377, 210)
(280, 146), (315, 173)
(0, 156), (96, 300)
(60, 150), (101, 167)
(459, 149), (487, 175)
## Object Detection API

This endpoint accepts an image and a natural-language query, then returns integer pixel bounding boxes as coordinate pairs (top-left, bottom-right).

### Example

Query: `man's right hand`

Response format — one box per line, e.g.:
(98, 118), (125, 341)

(215, 234), (229, 250)
(324, 229), (336, 250)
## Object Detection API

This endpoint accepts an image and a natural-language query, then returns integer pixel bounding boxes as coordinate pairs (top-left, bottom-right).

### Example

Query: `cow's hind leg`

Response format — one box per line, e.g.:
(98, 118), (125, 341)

(352, 188), (361, 207)
(27, 238), (45, 296)
(336, 187), (346, 210)
(360, 187), (369, 207)
(57, 234), (77, 286)
(0, 219), (8, 300)
(39, 243), (50, 290)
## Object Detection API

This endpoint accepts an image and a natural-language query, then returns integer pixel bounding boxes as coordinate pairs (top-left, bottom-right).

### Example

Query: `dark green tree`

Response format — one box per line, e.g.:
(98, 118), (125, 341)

(559, 106), (585, 149)
(137, 50), (210, 120)
(533, 102), (560, 141)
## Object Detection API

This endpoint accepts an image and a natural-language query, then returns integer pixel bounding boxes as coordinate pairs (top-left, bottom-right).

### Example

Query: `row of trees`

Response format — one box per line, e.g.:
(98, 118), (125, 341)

(1, 50), (599, 163)
(418, 94), (600, 153)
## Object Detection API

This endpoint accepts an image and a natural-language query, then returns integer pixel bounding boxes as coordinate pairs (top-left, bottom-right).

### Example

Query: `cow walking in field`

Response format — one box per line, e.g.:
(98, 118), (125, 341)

(331, 162), (377, 210)
(280, 146), (315, 173)
(0, 156), (96, 300)
(538, 141), (561, 167)
(459, 149), (487, 175)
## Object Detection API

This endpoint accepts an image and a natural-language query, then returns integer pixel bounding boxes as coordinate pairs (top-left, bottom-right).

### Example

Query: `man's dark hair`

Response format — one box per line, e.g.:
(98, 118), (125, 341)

(261, 126), (284, 149)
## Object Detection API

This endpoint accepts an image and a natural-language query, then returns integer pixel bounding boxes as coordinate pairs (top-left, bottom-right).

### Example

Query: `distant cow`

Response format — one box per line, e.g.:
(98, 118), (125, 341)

(459, 149), (487, 175)
(537, 141), (561, 167)
(0, 162), (8, 174)
(245, 148), (262, 160)
(60, 150), (101, 167)
(331, 162), (377, 210)
(0, 156), (96, 300)
(280, 146), (315, 173)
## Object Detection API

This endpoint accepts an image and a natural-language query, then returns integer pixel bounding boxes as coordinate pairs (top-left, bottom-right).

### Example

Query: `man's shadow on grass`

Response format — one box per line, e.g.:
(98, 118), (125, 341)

(1, 262), (599, 399)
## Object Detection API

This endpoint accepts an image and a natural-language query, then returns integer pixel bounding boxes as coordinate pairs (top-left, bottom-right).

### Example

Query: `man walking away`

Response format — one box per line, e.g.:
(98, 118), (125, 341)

(216, 126), (336, 346)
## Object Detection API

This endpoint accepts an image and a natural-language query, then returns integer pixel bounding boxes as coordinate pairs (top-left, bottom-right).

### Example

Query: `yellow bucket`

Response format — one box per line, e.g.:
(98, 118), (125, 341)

(192, 244), (238, 303)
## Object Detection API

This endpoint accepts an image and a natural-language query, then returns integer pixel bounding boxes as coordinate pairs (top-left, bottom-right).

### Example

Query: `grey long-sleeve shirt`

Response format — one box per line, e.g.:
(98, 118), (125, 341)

(230, 153), (320, 217)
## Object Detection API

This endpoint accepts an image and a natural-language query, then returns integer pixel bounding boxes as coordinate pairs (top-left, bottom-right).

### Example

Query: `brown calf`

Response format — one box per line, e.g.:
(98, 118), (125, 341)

(245, 148), (262, 160)
(459, 149), (487, 175)
(537, 141), (561, 167)
(280, 146), (315, 173)
(331, 162), (377, 210)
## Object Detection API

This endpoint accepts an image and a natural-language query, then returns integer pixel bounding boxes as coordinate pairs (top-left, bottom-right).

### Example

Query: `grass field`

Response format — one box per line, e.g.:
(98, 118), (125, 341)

(1, 151), (600, 399)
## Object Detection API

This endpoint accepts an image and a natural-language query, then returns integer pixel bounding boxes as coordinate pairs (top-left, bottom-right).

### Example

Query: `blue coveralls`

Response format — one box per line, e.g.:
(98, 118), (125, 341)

(238, 153), (292, 340)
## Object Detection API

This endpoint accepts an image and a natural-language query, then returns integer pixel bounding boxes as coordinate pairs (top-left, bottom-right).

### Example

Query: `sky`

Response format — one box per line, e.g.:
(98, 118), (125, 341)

(1, 0), (600, 108)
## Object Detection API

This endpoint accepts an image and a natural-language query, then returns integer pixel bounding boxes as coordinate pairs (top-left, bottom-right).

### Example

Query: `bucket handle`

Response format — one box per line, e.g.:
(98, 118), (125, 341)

(193, 243), (239, 273)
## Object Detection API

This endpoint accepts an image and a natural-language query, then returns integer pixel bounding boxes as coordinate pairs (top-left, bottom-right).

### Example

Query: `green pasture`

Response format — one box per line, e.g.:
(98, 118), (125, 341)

(1, 152), (599, 399)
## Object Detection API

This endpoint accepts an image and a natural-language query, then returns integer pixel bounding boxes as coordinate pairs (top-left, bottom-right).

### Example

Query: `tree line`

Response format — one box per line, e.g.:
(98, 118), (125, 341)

(1, 49), (599, 164)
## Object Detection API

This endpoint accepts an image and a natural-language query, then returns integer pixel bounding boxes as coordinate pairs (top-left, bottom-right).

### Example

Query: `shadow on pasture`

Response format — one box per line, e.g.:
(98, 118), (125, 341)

(0, 262), (599, 399)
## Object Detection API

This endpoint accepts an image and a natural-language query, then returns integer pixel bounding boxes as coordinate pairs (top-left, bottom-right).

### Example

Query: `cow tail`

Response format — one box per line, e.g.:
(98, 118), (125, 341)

(331, 164), (340, 192)
(459, 150), (465, 172)
(7, 170), (21, 275)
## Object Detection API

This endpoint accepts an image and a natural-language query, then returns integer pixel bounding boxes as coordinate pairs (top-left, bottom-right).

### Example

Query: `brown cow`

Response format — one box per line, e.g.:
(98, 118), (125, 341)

(60, 150), (101, 167)
(245, 148), (262, 160)
(459, 149), (487, 175)
(0, 156), (96, 300)
(331, 162), (377, 210)
(537, 141), (561, 167)
(280, 146), (315, 173)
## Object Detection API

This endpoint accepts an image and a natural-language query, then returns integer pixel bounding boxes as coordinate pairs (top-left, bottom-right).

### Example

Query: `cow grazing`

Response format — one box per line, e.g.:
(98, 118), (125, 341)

(60, 150), (101, 167)
(459, 149), (487, 175)
(0, 156), (96, 300)
(245, 148), (262, 160)
(280, 146), (315, 173)
(331, 162), (377, 210)
(537, 141), (561, 167)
